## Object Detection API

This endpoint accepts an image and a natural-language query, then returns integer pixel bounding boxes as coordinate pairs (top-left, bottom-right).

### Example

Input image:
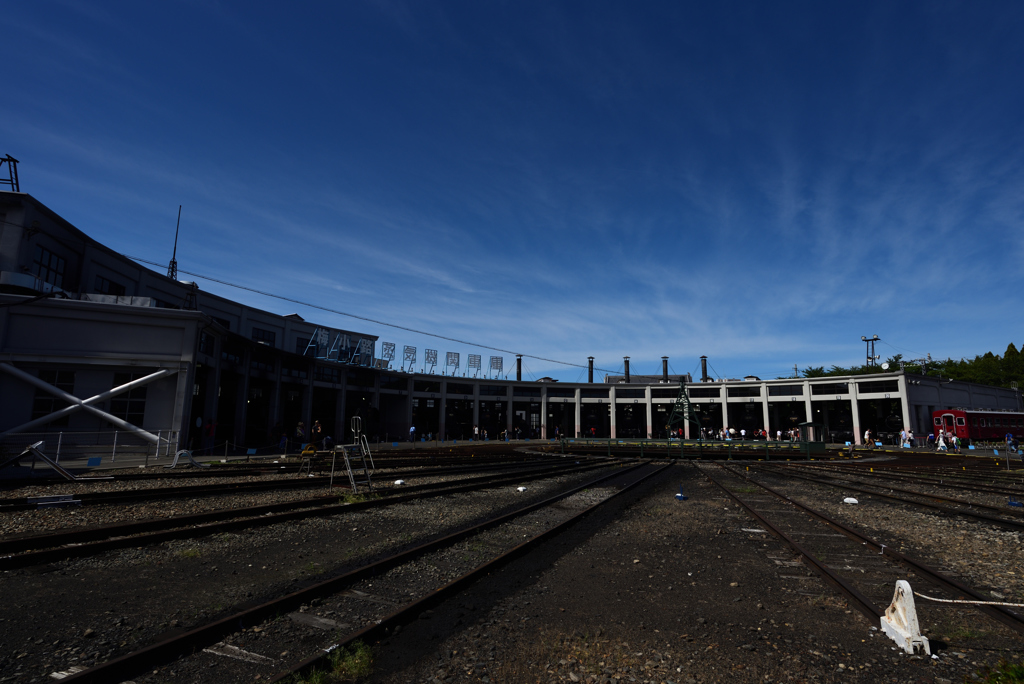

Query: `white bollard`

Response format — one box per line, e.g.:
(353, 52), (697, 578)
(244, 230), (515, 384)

(881, 580), (930, 655)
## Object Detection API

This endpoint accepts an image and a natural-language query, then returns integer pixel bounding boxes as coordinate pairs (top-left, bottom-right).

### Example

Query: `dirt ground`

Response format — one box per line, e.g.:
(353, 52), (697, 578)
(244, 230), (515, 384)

(366, 462), (1019, 684)
(1, 459), (1019, 684)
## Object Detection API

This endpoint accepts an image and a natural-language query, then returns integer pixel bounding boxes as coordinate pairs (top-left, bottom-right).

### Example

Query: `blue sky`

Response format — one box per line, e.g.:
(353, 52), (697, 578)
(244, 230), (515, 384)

(4, 1), (1023, 381)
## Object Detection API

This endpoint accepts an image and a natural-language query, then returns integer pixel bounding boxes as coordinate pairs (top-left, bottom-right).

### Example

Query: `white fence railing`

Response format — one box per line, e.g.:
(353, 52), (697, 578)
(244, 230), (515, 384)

(0, 430), (180, 464)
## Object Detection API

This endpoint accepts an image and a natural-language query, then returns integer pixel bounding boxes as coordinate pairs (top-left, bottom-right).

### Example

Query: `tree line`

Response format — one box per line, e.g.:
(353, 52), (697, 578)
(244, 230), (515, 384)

(797, 343), (1024, 389)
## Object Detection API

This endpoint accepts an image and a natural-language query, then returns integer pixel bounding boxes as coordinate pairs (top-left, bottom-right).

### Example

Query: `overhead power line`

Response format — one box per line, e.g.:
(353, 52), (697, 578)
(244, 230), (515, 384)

(125, 255), (619, 374)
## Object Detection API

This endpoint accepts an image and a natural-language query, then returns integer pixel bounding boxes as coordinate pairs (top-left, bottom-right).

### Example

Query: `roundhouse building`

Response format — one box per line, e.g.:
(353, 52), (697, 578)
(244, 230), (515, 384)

(0, 190), (1020, 459)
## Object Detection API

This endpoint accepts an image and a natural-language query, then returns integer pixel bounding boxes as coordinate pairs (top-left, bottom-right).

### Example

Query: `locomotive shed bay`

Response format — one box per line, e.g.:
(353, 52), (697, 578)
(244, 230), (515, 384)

(0, 446), (1022, 684)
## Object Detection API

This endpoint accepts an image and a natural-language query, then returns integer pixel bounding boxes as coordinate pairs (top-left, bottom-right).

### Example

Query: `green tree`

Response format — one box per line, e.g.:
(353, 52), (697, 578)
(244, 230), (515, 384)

(1003, 343), (1022, 387)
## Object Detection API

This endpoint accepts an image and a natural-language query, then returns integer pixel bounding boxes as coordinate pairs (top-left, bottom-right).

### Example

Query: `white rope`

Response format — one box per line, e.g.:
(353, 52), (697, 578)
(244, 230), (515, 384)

(914, 591), (1024, 608)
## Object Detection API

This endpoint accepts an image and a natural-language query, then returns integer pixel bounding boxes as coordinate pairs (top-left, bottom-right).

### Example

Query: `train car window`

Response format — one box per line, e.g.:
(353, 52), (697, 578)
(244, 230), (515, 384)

(972, 418), (978, 427)
(956, 418), (965, 426)
(933, 417), (941, 426)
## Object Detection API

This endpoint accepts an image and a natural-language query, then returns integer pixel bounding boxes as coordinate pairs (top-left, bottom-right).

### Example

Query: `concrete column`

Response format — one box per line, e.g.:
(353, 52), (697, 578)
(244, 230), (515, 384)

(803, 380), (813, 441)
(761, 382), (770, 435)
(236, 347), (251, 447)
(540, 388), (548, 439)
(406, 377), (415, 436)
(897, 375), (911, 439)
(302, 364), (314, 431)
(850, 381), (862, 445)
(209, 355), (223, 425)
(335, 384), (345, 443)
(473, 383), (481, 431)
(645, 386), (652, 438)
(506, 386), (514, 436)
(721, 397), (728, 432)
(609, 386), (617, 439)
(683, 391), (691, 440)
(268, 361), (282, 433)
(439, 380), (448, 441)
(574, 388), (581, 438)
(174, 359), (194, 452)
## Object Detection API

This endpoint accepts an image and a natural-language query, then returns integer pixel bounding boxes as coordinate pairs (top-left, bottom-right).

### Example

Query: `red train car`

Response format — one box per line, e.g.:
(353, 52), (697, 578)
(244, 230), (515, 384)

(932, 408), (1024, 444)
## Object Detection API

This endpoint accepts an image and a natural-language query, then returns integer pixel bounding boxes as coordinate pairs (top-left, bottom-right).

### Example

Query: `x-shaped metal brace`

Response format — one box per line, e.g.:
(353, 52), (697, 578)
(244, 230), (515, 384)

(0, 362), (177, 444)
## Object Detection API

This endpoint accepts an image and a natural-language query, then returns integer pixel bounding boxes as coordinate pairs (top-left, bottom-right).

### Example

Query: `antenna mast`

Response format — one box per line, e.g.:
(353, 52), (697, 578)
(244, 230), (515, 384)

(167, 205), (181, 280)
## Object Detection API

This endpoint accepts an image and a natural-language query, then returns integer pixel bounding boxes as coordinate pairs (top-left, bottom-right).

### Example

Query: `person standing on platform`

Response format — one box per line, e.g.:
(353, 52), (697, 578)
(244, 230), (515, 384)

(473, 425), (479, 441)
(409, 424), (416, 442)
(311, 420), (323, 447)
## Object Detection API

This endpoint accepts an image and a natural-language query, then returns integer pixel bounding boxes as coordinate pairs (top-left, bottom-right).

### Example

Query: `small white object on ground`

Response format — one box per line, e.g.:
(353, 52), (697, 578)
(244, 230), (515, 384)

(843, 497), (859, 504)
(394, 479), (405, 485)
(516, 486), (527, 492)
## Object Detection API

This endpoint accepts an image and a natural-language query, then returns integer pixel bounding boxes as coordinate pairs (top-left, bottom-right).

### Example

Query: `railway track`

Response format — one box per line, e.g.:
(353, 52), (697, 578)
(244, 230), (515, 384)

(754, 463), (1024, 533)
(0, 459), (618, 570)
(701, 463), (1024, 647)
(0, 455), (593, 510)
(797, 461), (1024, 498)
(0, 449), (559, 487)
(563, 441), (834, 461)
(51, 461), (669, 684)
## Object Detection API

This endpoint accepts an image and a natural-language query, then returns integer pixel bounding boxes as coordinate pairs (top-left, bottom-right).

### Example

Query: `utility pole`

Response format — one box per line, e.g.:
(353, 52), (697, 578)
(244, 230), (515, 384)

(861, 335), (880, 366)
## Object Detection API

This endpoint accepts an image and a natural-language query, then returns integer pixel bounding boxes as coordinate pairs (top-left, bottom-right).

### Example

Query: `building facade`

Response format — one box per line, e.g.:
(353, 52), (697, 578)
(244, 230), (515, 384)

(1, 190), (1020, 456)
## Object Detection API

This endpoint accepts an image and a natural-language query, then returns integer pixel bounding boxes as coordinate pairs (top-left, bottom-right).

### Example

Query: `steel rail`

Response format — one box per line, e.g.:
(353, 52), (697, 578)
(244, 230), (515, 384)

(718, 464), (1024, 635)
(701, 467), (883, 625)
(59, 462), (661, 684)
(794, 462), (1024, 498)
(757, 464), (1024, 530)
(269, 462), (671, 683)
(0, 460), (613, 569)
(0, 456), (585, 510)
